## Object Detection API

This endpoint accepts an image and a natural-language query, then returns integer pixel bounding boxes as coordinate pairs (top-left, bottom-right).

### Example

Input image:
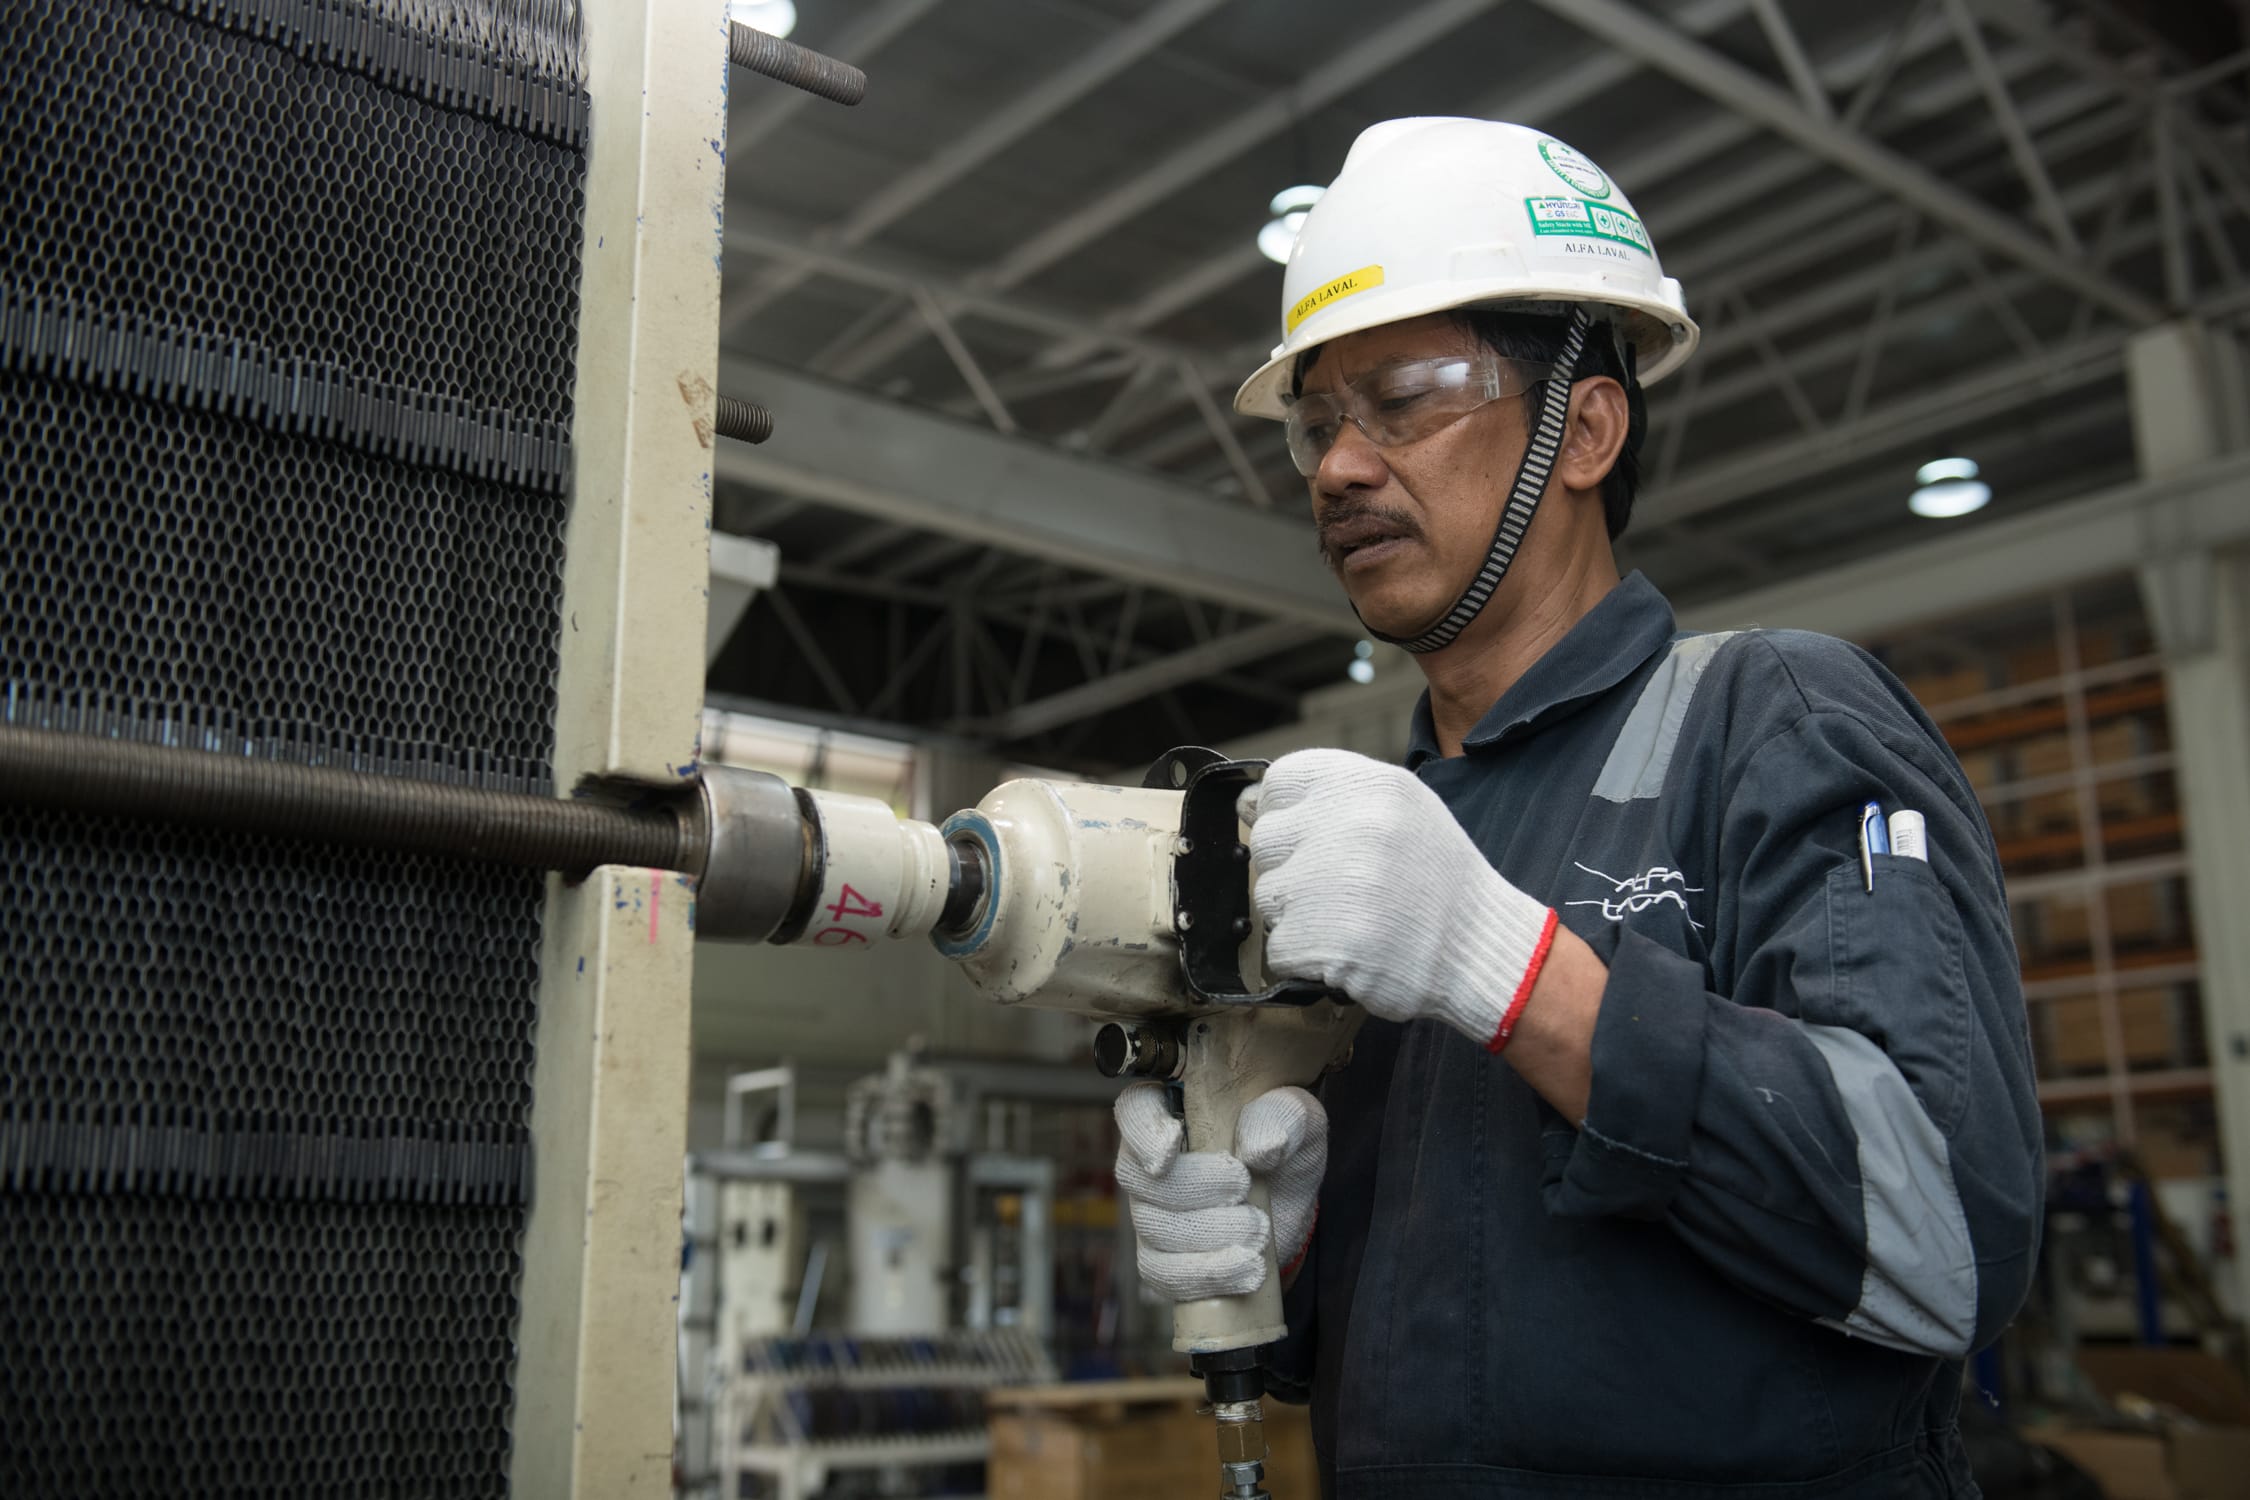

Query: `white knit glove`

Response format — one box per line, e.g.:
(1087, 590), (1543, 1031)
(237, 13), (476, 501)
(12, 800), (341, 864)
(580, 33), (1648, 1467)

(1244, 748), (1560, 1050)
(1113, 1082), (1327, 1302)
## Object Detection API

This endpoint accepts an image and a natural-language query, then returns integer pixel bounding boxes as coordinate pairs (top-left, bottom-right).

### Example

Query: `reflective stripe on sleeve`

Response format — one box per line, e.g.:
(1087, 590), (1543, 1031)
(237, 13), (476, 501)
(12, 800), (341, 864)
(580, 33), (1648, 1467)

(1801, 1022), (1978, 1357)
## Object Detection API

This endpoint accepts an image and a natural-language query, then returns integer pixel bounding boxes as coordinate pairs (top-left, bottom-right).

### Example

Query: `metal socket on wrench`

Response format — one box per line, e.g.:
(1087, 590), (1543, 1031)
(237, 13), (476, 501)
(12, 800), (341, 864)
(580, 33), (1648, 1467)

(694, 764), (820, 942)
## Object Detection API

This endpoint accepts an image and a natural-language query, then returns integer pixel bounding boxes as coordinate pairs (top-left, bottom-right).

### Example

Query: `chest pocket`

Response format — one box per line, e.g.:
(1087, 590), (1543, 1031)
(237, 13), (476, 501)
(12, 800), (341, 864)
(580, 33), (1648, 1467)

(1819, 853), (1975, 1135)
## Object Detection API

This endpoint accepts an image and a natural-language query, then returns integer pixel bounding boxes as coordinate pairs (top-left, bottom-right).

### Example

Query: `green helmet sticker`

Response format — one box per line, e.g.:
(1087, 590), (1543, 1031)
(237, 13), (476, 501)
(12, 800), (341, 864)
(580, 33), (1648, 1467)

(1538, 138), (1611, 200)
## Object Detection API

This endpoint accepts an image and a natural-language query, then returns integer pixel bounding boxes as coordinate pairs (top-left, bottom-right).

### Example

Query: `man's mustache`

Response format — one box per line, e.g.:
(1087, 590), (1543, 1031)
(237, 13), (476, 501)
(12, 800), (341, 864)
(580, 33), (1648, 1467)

(1315, 499), (1425, 569)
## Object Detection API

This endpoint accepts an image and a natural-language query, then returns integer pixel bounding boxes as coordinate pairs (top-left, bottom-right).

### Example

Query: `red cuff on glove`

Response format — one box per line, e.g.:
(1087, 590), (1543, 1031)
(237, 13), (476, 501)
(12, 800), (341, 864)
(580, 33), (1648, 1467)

(1281, 1199), (1319, 1281)
(1487, 908), (1560, 1055)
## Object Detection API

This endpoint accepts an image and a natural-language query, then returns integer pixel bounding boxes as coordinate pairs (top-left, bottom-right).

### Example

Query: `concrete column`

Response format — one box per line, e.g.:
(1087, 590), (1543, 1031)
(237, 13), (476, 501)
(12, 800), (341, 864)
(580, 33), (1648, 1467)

(2129, 321), (2250, 1313)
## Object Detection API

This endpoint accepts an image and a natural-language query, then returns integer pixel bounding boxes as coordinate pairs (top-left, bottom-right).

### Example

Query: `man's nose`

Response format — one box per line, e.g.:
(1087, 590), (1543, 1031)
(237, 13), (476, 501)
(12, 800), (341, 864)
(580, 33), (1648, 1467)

(1315, 417), (1390, 495)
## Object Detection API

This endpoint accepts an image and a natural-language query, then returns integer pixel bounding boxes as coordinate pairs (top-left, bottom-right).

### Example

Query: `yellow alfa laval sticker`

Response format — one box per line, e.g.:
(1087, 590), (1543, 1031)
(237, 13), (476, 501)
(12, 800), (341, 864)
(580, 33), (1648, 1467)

(1286, 264), (1384, 334)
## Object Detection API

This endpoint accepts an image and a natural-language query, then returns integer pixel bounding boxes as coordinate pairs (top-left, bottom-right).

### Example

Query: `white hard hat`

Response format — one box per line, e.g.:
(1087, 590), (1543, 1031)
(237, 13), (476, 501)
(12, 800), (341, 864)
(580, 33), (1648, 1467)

(1234, 118), (1699, 419)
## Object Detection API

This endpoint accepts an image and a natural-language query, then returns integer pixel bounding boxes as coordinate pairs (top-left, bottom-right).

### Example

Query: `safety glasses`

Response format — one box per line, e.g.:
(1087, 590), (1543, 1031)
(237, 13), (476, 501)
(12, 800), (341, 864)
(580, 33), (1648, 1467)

(1281, 352), (1559, 477)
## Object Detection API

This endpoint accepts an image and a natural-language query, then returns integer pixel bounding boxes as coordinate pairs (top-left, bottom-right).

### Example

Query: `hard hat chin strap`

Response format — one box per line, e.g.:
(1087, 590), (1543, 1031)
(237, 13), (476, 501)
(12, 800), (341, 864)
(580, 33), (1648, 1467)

(1361, 305), (1594, 656)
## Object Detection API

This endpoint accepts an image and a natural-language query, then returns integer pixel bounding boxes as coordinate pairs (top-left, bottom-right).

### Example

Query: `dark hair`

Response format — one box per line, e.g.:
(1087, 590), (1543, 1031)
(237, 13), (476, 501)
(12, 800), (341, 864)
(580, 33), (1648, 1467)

(1292, 307), (1648, 540)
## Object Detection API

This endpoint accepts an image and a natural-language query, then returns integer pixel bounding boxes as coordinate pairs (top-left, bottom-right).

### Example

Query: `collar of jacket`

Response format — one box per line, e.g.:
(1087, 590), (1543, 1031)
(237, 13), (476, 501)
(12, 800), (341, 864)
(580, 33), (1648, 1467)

(1404, 570), (1677, 768)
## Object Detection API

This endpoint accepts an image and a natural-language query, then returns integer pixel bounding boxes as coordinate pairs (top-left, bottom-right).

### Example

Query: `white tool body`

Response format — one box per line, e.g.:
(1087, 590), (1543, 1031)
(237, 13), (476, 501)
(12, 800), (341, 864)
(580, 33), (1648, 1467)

(713, 749), (1361, 1499)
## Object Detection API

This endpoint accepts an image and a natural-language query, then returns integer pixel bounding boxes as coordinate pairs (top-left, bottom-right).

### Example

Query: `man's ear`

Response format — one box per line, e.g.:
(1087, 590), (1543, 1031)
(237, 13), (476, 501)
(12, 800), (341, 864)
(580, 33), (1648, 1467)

(1555, 376), (1629, 494)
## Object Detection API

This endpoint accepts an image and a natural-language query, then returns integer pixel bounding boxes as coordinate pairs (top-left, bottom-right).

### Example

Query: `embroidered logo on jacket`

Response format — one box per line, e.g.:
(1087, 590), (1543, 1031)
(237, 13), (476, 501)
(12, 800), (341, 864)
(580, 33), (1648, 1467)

(1565, 862), (1704, 929)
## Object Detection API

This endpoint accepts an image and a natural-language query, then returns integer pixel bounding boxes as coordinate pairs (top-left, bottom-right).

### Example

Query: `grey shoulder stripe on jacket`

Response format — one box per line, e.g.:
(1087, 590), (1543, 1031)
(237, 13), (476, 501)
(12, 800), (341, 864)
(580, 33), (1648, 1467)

(1800, 1022), (1978, 1357)
(1591, 631), (1742, 802)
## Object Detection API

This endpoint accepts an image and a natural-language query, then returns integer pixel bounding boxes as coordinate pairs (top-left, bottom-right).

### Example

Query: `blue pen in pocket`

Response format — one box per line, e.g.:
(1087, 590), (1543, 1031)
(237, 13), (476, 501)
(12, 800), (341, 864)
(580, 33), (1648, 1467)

(1858, 800), (1889, 892)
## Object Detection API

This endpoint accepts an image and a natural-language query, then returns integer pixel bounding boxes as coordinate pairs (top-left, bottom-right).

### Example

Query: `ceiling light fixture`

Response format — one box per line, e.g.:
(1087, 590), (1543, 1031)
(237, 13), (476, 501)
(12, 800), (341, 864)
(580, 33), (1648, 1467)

(729, 0), (797, 38)
(1259, 185), (1325, 265)
(1347, 639), (1376, 684)
(1909, 456), (1991, 519)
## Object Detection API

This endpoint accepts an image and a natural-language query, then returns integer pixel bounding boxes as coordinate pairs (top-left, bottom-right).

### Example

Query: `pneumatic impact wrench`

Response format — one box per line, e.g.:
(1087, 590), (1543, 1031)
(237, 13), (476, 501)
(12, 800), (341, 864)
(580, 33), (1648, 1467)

(701, 744), (1362, 1499)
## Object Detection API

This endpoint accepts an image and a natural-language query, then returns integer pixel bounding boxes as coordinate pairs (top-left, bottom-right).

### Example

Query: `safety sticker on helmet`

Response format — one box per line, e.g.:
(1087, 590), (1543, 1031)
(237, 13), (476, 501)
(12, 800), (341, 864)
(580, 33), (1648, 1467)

(1285, 263), (1385, 334)
(1523, 197), (1649, 253)
(1537, 137), (1611, 199)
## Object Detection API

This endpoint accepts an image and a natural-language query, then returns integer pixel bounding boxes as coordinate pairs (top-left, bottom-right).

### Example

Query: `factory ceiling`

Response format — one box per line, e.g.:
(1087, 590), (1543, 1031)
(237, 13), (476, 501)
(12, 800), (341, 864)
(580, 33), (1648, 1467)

(707, 0), (2250, 771)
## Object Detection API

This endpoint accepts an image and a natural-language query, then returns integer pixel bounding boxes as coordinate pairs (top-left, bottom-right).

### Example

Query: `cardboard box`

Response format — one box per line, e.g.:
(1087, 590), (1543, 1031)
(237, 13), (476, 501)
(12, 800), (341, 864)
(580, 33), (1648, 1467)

(2014, 789), (2081, 839)
(2016, 732), (2076, 781)
(2046, 989), (2182, 1074)
(1954, 749), (2001, 795)
(2107, 880), (2179, 951)
(2134, 1123), (2220, 1182)
(2026, 1423), (2250, 1500)
(2090, 719), (2148, 769)
(2028, 1426), (2172, 1500)
(2008, 643), (2063, 686)
(2035, 882), (2171, 957)
(1993, 723), (2154, 822)
(2169, 1427), (2250, 1500)
(2074, 1349), (2250, 1426)
(988, 1378), (1317, 1500)
(2029, 1350), (2250, 1500)
(1903, 665), (1991, 711)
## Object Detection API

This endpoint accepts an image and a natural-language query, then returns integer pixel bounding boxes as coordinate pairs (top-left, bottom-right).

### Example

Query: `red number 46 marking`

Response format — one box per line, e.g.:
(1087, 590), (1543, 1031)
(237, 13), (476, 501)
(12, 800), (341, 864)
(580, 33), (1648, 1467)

(824, 884), (884, 924)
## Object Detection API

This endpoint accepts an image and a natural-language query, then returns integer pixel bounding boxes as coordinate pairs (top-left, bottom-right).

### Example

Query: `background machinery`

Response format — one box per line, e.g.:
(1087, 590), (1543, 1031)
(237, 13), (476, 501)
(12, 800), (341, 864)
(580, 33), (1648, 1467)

(679, 1052), (1059, 1500)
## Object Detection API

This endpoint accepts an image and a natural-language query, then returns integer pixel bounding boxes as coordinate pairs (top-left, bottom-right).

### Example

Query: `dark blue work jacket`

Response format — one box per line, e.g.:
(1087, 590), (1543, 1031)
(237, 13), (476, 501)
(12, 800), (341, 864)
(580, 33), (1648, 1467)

(1265, 573), (2043, 1498)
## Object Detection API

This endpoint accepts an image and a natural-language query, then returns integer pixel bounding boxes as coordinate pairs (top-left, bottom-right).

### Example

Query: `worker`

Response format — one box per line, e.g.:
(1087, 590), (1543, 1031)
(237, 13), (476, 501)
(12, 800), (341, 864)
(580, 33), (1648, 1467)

(1112, 118), (2042, 1496)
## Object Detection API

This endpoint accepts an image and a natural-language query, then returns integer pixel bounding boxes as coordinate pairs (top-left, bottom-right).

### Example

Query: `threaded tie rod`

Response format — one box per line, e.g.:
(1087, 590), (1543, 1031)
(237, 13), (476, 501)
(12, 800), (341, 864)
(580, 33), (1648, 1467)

(715, 394), (774, 444)
(0, 726), (696, 875)
(728, 23), (866, 107)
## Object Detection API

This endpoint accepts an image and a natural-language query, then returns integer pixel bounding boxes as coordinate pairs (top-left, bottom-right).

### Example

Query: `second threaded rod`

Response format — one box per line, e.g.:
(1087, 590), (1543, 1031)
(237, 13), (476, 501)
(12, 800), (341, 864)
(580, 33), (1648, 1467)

(728, 23), (866, 107)
(715, 394), (775, 444)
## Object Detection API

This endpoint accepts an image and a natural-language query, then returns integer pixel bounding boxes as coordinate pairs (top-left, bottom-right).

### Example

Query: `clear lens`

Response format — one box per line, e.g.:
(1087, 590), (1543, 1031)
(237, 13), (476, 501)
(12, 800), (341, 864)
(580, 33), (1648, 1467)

(1283, 397), (1345, 476)
(1281, 354), (1556, 477)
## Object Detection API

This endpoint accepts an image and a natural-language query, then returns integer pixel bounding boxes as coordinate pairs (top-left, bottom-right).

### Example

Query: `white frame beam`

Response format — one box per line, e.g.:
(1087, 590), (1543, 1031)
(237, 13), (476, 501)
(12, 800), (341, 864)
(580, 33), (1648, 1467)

(516, 1), (719, 1494)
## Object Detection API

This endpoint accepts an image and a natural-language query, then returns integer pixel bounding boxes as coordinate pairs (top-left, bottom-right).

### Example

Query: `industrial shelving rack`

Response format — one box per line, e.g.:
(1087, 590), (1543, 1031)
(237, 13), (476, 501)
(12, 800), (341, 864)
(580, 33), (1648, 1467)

(1872, 575), (2229, 1344)
(1875, 576), (2210, 1167)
